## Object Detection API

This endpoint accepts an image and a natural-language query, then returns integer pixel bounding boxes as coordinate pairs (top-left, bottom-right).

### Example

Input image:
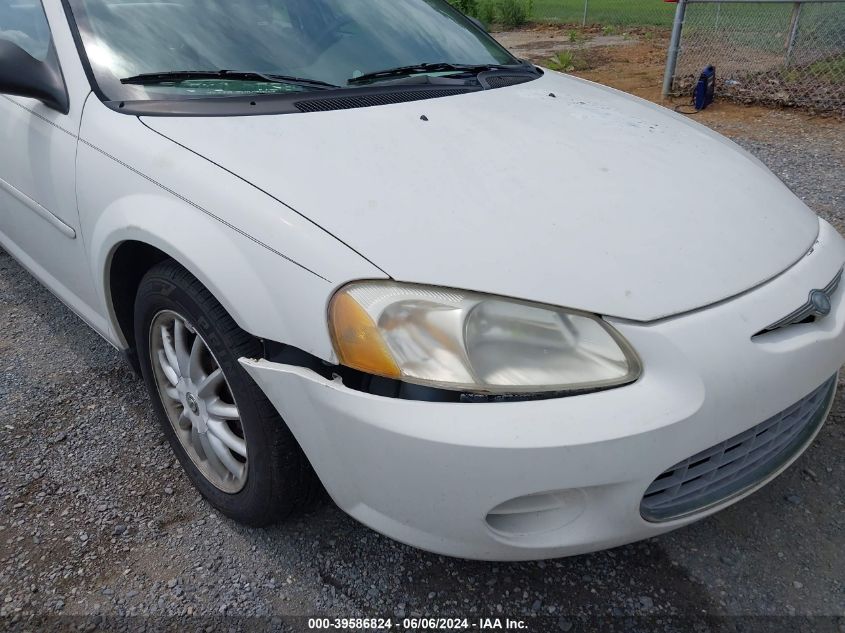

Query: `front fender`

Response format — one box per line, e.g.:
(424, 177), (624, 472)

(90, 191), (340, 356)
(77, 99), (384, 359)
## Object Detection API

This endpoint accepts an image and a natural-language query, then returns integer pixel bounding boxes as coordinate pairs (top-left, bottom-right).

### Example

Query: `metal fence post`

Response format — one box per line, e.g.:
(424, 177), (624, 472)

(662, 0), (688, 97)
(785, 2), (803, 67)
(582, 0), (589, 26)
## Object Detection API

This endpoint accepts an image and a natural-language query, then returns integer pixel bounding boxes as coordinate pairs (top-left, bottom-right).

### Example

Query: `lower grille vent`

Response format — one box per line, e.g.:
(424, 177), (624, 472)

(641, 376), (836, 522)
(482, 75), (536, 89)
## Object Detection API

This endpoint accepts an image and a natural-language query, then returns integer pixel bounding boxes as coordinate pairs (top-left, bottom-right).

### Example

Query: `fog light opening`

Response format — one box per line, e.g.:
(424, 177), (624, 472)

(485, 489), (586, 537)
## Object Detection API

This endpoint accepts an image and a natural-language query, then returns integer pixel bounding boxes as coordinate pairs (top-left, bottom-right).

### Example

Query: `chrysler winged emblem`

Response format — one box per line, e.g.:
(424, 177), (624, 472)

(763, 268), (842, 333)
(808, 289), (832, 316)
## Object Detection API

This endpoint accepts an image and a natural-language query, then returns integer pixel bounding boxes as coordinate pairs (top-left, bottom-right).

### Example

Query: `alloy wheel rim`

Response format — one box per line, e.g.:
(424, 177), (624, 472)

(149, 310), (248, 493)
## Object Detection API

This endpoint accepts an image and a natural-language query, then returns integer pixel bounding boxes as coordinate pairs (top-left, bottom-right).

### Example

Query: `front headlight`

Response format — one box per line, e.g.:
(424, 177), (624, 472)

(328, 281), (641, 395)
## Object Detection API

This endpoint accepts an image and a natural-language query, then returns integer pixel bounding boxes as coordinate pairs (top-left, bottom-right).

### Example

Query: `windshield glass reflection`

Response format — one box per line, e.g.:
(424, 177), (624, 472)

(68, 0), (516, 99)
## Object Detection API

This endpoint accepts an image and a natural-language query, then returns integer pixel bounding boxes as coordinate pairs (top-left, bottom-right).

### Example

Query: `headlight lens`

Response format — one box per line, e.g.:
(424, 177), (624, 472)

(329, 281), (641, 394)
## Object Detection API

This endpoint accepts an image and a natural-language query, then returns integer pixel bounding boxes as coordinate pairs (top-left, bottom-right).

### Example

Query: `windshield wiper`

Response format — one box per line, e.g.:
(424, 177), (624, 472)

(347, 62), (532, 86)
(120, 70), (340, 90)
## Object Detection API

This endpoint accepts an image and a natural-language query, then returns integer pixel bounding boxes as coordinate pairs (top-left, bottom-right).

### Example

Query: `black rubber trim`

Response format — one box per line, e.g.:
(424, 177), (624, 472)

(0, 40), (69, 114)
(59, 0), (109, 104)
(104, 84), (481, 117)
(121, 348), (142, 377)
(477, 71), (537, 90)
(261, 341), (635, 404)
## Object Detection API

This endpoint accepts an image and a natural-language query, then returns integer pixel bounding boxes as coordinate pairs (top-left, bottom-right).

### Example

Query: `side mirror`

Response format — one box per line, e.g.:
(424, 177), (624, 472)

(0, 39), (68, 114)
(468, 16), (488, 32)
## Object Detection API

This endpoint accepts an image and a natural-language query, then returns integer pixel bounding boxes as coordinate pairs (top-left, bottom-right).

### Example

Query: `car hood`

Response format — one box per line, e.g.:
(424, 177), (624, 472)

(142, 72), (818, 321)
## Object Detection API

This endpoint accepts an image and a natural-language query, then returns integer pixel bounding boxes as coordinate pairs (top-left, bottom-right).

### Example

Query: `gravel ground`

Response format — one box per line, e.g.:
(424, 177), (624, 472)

(1, 114), (844, 633)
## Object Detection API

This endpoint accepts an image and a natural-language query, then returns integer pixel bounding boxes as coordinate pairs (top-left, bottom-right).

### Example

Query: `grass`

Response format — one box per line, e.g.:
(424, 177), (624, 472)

(808, 57), (845, 80)
(449, 0), (534, 27)
(546, 50), (577, 71)
(500, 0), (844, 37)
(545, 50), (592, 71)
(568, 28), (586, 43)
(531, 0), (676, 27)
(452, 0), (677, 28)
(790, 56), (845, 82)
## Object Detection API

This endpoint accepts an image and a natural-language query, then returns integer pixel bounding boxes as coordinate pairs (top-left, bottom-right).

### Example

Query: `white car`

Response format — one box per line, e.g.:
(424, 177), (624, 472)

(1, 0), (843, 562)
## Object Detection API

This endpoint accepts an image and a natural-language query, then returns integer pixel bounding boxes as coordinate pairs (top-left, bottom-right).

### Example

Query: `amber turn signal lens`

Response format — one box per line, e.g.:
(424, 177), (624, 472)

(329, 291), (401, 378)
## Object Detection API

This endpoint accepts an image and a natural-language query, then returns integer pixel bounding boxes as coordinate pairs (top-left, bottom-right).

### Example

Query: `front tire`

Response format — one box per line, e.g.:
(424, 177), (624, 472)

(134, 260), (316, 526)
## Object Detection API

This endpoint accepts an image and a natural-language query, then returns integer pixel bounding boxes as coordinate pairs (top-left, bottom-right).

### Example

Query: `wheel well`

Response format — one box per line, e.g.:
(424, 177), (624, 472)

(109, 241), (170, 356)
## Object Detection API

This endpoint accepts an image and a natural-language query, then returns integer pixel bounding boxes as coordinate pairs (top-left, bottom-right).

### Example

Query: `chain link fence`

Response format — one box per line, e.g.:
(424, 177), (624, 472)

(453, 0), (844, 113)
(666, 0), (845, 113)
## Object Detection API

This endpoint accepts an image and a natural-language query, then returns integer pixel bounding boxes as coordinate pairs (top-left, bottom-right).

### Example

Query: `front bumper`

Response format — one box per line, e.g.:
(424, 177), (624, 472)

(242, 220), (845, 561)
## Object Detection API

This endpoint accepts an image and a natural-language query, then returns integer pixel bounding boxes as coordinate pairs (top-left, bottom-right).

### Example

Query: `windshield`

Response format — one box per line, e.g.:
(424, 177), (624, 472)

(66, 0), (518, 101)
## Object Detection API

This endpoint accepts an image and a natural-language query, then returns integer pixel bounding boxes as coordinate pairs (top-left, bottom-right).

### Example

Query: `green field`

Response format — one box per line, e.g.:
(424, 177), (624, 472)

(484, 0), (844, 34)
(531, 0), (676, 27)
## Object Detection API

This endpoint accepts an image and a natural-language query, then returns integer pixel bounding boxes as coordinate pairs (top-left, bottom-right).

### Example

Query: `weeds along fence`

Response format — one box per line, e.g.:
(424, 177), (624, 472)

(663, 0), (845, 113)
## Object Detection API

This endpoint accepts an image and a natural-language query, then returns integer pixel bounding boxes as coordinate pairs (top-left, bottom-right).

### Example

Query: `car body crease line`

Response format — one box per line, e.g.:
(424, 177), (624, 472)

(77, 134), (330, 282)
(137, 116), (391, 279)
(4, 95), (328, 281)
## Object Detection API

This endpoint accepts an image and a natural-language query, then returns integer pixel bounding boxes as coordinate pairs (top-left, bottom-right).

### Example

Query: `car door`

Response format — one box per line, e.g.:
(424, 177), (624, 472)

(0, 0), (106, 334)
